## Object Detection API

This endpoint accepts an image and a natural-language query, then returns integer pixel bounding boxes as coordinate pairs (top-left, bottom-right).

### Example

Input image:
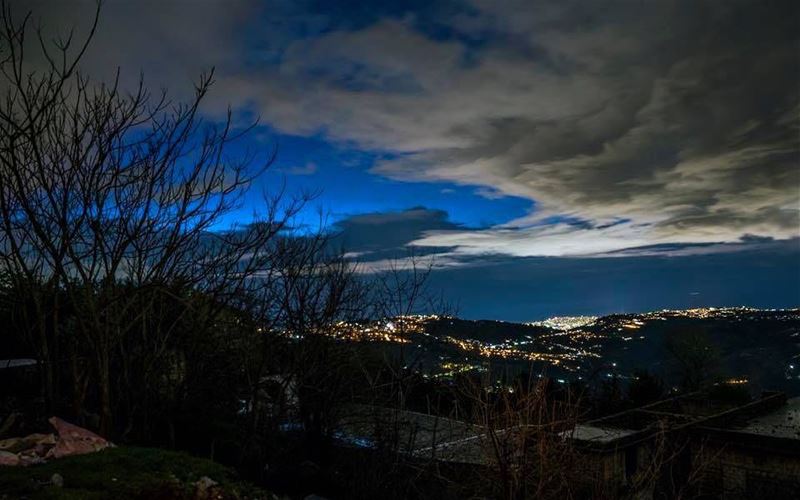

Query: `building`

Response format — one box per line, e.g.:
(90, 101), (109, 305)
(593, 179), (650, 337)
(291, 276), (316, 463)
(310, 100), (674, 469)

(567, 390), (800, 499)
(695, 394), (800, 497)
(334, 388), (800, 498)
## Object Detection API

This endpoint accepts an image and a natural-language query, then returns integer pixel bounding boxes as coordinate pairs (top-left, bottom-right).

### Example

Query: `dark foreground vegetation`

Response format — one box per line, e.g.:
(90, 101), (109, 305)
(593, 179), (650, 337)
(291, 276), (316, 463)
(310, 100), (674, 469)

(0, 3), (794, 499)
(0, 446), (274, 499)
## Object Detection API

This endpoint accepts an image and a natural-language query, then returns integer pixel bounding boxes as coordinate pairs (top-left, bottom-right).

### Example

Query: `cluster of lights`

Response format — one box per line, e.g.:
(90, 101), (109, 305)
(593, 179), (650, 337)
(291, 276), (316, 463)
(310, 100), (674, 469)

(441, 335), (586, 369)
(723, 377), (749, 385)
(637, 306), (799, 321)
(328, 320), (411, 344)
(318, 315), (447, 344)
(432, 361), (486, 379)
(528, 316), (598, 330)
(617, 318), (645, 330)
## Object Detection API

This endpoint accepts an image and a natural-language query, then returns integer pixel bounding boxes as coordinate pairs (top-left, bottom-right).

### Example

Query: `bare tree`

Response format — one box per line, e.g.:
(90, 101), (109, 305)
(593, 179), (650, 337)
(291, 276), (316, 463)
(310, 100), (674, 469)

(461, 373), (585, 500)
(0, 1), (302, 436)
(276, 226), (366, 450)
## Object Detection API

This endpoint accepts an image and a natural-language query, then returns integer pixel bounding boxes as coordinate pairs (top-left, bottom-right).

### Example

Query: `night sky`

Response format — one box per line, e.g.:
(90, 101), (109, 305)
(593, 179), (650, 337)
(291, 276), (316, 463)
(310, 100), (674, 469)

(19, 0), (800, 320)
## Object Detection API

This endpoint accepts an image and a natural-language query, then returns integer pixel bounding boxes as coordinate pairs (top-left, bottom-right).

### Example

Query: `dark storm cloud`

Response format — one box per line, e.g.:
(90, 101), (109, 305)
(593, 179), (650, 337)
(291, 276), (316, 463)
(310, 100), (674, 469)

(11, 0), (800, 257)
(329, 207), (461, 268)
(333, 207), (459, 250)
(10, 0), (255, 88)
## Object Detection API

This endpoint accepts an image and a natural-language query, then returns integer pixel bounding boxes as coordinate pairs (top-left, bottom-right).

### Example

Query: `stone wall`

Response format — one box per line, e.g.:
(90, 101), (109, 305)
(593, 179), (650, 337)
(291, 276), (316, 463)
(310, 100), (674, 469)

(696, 441), (800, 498)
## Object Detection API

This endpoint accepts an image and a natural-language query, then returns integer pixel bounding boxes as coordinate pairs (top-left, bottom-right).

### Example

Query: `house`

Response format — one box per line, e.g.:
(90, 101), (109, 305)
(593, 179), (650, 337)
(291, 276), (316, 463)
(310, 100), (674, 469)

(694, 395), (800, 497)
(566, 390), (800, 498)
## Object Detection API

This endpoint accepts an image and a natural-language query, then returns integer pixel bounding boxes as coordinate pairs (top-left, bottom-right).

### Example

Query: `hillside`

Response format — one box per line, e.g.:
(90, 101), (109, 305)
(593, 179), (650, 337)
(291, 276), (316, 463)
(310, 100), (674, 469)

(348, 308), (800, 394)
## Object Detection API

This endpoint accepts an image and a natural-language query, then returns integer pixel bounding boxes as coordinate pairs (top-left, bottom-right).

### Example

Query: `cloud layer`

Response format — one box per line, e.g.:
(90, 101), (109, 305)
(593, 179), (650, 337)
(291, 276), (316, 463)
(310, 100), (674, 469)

(12, 0), (800, 257)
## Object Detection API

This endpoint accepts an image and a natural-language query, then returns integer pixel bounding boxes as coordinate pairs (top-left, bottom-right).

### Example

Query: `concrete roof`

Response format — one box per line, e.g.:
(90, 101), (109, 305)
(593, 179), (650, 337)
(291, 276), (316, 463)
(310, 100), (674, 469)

(0, 359), (37, 369)
(566, 425), (638, 444)
(737, 397), (800, 440)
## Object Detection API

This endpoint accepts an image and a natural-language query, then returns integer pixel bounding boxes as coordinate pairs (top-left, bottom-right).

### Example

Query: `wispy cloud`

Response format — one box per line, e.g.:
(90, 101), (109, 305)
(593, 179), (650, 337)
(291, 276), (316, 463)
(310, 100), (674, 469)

(280, 161), (318, 176)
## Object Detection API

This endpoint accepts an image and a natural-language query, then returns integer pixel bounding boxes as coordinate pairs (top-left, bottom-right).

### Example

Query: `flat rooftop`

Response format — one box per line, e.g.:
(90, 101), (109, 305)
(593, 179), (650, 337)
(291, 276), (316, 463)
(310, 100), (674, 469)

(566, 390), (792, 450)
(567, 425), (638, 444)
(736, 397), (800, 440)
